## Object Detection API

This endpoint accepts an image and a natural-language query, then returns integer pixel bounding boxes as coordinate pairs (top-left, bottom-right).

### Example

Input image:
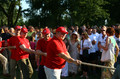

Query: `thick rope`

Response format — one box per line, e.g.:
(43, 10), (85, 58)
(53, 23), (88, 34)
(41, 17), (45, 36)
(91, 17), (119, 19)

(81, 62), (116, 70)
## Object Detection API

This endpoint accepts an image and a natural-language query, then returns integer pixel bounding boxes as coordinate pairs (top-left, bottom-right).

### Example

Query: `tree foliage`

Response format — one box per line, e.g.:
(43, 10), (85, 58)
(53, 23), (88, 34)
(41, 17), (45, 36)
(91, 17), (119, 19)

(26, 0), (110, 27)
(104, 0), (120, 25)
(1, 0), (120, 27)
(0, 0), (22, 27)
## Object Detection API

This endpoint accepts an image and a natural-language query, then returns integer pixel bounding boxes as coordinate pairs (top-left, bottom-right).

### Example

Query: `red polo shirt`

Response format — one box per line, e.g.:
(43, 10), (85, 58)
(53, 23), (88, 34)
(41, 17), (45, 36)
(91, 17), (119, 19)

(16, 37), (30, 61)
(0, 41), (3, 53)
(8, 36), (20, 60)
(0, 40), (7, 53)
(45, 36), (68, 69)
(36, 37), (51, 65)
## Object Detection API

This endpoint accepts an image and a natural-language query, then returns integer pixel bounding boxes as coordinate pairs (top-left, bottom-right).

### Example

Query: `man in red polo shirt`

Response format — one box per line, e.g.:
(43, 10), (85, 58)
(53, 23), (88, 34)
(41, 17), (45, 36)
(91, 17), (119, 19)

(8, 26), (23, 79)
(36, 28), (51, 79)
(44, 26), (81, 79)
(16, 27), (36, 79)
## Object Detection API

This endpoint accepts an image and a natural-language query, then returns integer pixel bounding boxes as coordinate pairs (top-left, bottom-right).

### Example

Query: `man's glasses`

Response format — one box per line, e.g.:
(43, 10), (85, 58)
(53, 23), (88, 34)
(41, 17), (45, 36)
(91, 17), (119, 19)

(101, 30), (105, 31)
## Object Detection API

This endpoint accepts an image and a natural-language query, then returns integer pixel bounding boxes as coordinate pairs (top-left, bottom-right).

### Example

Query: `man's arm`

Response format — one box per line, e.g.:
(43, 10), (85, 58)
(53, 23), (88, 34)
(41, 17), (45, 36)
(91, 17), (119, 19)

(36, 50), (47, 56)
(57, 52), (81, 65)
(19, 44), (36, 53)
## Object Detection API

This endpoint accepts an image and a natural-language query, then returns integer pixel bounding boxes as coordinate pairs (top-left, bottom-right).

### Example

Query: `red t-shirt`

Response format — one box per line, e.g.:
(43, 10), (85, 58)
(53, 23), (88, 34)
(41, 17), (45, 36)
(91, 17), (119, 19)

(0, 40), (7, 53)
(30, 41), (35, 50)
(36, 37), (51, 65)
(45, 36), (68, 69)
(8, 36), (20, 60)
(0, 41), (3, 53)
(15, 37), (30, 61)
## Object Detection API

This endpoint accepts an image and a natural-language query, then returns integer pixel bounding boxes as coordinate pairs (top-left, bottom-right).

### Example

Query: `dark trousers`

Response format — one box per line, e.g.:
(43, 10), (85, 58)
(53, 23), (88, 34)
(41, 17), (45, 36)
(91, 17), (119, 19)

(38, 65), (46, 79)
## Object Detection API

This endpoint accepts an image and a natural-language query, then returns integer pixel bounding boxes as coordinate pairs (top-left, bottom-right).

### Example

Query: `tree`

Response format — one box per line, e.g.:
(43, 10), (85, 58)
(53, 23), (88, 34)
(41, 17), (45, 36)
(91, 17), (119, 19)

(0, 0), (22, 27)
(25, 0), (109, 27)
(104, 0), (120, 25)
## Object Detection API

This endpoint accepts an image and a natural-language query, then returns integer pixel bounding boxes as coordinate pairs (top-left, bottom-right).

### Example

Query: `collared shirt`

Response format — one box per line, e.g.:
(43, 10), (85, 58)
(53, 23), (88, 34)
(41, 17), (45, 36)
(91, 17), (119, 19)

(36, 37), (51, 65)
(8, 36), (20, 60)
(92, 32), (100, 51)
(88, 34), (97, 53)
(83, 38), (92, 54)
(98, 34), (107, 52)
(45, 36), (68, 69)
(15, 37), (30, 61)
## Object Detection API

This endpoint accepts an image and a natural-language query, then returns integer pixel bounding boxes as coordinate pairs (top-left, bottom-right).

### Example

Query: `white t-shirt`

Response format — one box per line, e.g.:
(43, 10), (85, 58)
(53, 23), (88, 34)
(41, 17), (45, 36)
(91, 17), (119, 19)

(88, 34), (97, 53)
(82, 38), (92, 54)
(98, 34), (107, 52)
(92, 32), (100, 51)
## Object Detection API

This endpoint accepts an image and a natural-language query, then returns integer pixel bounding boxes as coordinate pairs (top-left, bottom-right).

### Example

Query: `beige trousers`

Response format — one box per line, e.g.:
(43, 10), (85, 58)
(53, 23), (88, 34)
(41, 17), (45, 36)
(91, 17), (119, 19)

(0, 53), (8, 74)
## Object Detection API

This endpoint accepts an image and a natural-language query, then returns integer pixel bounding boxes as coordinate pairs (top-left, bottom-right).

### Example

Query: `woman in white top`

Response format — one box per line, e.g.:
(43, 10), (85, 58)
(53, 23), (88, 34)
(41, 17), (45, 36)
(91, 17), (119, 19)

(80, 32), (92, 79)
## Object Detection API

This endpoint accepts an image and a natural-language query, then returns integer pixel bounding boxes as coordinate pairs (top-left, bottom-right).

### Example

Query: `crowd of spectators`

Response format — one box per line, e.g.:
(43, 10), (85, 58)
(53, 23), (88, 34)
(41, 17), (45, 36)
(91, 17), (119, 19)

(0, 24), (120, 79)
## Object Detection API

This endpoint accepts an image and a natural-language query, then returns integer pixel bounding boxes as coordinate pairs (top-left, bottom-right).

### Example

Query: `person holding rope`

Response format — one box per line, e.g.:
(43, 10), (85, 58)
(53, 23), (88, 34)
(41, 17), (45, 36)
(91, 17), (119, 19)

(44, 26), (81, 79)
(15, 27), (36, 79)
(7, 26), (23, 79)
(36, 28), (51, 79)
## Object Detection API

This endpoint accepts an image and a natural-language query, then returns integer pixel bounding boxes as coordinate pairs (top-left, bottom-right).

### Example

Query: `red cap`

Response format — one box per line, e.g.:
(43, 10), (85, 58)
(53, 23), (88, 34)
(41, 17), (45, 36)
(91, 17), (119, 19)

(56, 27), (68, 34)
(21, 28), (28, 33)
(42, 28), (50, 35)
(15, 26), (21, 30)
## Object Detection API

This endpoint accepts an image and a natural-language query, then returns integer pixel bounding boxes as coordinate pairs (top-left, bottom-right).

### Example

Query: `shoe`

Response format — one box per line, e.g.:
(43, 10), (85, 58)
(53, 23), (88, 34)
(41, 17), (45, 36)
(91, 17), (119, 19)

(3, 74), (11, 77)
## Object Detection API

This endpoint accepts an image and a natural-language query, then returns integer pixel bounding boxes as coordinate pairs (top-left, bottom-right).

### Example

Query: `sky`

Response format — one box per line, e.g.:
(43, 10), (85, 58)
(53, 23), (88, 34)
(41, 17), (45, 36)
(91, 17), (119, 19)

(21, 0), (29, 21)
(21, 0), (29, 10)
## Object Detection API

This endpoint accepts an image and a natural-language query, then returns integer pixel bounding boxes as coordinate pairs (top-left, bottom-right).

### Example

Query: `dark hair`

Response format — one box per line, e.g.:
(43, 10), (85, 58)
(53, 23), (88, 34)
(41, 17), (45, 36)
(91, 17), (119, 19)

(115, 28), (120, 34)
(106, 27), (115, 36)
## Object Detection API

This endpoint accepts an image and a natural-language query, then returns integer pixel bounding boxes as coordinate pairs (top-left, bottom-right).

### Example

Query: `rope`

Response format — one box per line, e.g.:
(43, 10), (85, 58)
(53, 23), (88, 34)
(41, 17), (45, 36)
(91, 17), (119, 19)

(81, 62), (116, 70)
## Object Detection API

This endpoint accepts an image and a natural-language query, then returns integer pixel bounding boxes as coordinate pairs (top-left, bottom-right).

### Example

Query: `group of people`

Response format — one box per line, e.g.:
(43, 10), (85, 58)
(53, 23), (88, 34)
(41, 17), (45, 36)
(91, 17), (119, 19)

(0, 25), (120, 79)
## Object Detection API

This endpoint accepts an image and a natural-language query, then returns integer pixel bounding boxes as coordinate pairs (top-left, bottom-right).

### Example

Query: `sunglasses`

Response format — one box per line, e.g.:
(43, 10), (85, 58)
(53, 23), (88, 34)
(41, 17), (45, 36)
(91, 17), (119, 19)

(101, 30), (105, 31)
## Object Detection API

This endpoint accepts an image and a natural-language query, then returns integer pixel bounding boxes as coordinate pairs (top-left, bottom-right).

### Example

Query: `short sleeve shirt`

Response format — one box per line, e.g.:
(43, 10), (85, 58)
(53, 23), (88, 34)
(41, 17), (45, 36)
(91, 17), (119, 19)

(8, 36), (20, 60)
(98, 34), (107, 52)
(15, 37), (30, 61)
(36, 37), (51, 65)
(45, 36), (68, 69)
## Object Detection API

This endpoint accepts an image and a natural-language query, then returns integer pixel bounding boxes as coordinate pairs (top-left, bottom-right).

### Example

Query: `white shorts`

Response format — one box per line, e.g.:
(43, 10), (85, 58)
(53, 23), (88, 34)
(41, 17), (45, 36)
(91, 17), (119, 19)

(44, 66), (62, 79)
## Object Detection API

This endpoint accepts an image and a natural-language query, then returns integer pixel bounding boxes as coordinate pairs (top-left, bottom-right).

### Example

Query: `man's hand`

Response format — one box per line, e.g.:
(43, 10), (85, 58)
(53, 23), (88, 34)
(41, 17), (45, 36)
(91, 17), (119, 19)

(36, 50), (47, 56)
(43, 53), (47, 56)
(73, 59), (82, 65)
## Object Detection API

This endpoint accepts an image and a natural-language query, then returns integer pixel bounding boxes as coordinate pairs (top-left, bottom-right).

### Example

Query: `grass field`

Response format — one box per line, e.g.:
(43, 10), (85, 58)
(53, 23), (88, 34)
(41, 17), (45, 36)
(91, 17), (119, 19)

(0, 65), (101, 79)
